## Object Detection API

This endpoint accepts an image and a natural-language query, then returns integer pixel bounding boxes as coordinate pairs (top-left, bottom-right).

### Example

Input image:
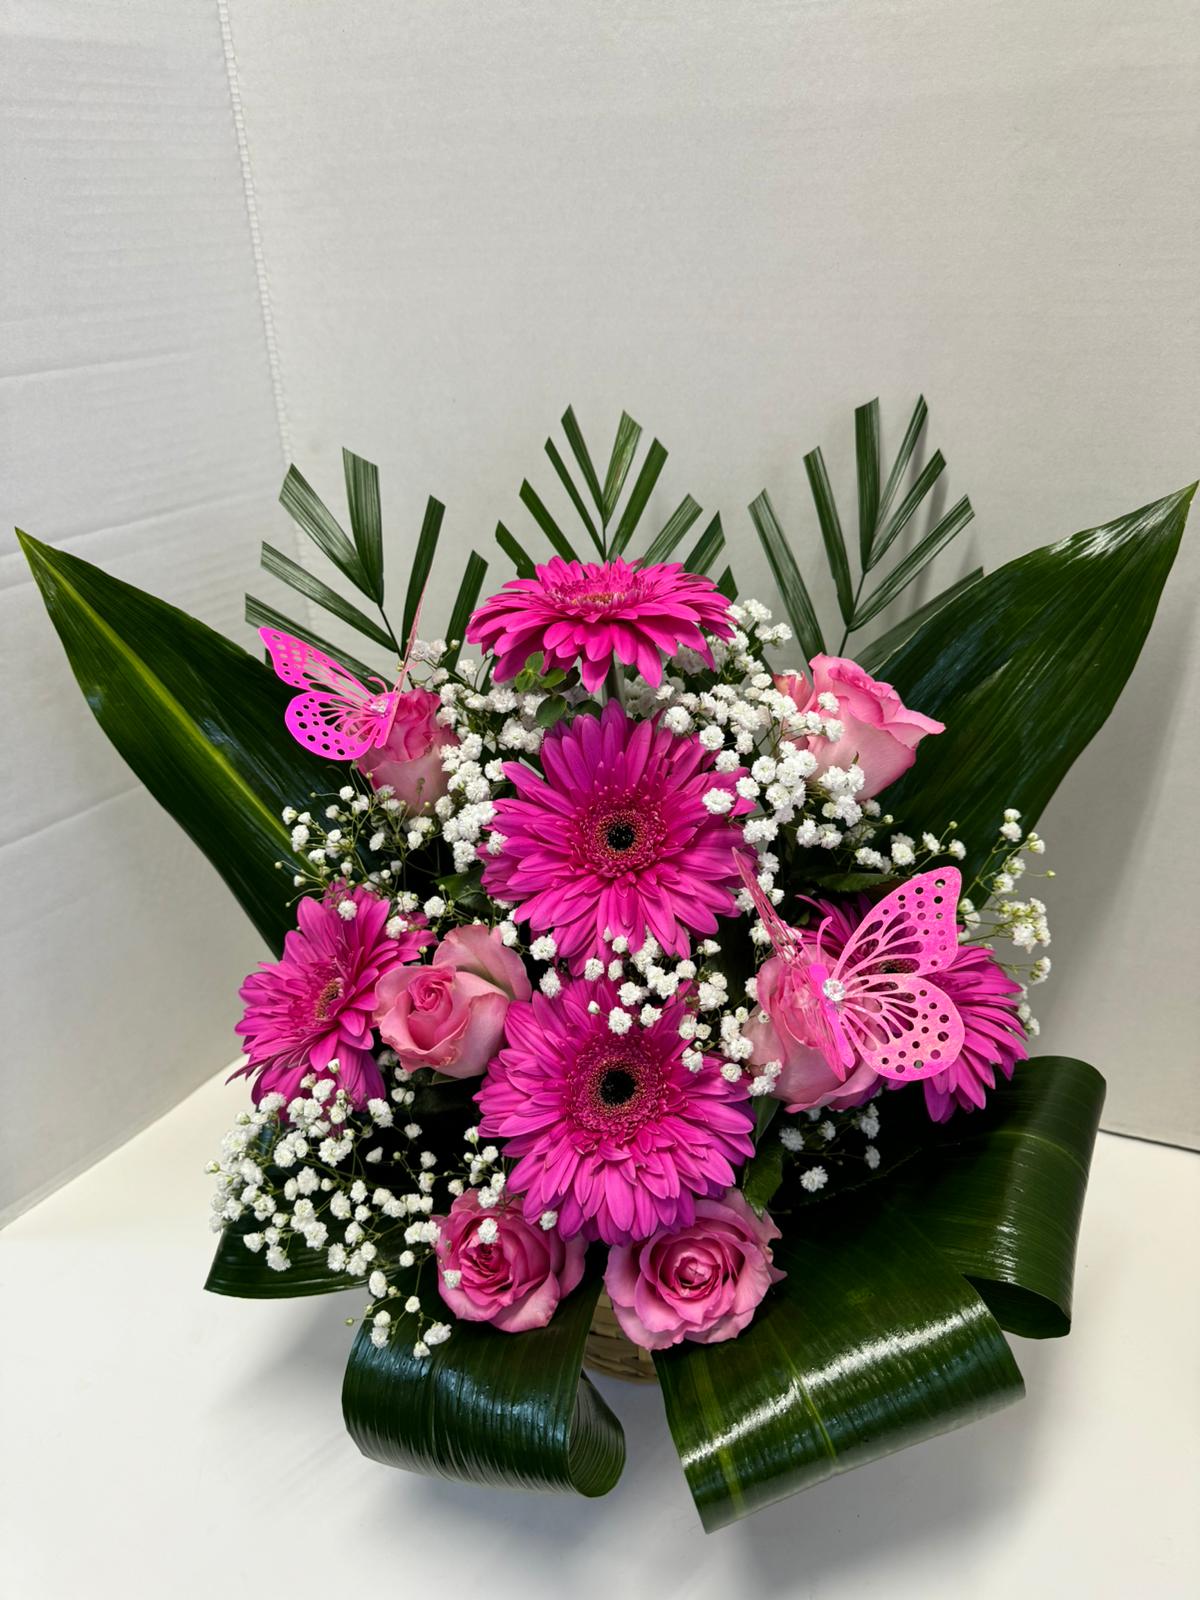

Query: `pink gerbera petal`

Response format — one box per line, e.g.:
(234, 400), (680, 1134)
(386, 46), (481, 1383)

(476, 979), (755, 1244)
(465, 556), (735, 691)
(481, 701), (753, 964)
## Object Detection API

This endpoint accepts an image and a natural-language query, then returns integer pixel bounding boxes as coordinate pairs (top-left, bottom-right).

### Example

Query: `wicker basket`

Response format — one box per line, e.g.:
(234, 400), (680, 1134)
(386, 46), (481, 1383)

(584, 1291), (658, 1383)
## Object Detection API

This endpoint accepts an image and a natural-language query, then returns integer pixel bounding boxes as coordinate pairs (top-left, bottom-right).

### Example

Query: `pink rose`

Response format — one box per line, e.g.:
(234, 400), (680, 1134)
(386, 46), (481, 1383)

(744, 953), (880, 1112)
(374, 923), (531, 1079)
(775, 655), (943, 800)
(357, 687), (458, 812)
(604, 1188), (784, 1351)
(434, 1189), (586, 1332)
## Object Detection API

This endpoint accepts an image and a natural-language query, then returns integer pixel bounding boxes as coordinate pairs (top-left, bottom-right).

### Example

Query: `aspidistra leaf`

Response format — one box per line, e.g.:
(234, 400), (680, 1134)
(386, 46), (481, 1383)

(881, 484), (1194, 883)
(19, 532), (336, 954)
(656, 1196), (1023, 1531)
(343, 1267), (624, 1497)
(857, 566), (984, 674)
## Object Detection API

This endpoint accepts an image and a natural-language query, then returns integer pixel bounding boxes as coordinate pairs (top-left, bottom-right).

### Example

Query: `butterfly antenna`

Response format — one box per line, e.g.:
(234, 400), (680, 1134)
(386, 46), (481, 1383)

(737, 857), (803, 962)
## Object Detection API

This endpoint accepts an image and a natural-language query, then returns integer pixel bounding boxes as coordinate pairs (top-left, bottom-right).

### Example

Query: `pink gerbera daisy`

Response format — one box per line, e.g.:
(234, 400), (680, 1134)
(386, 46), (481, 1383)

(233, 887), (431, 1106)
(476, 979), (756, 1244)
(482, 700), (753, 964)
(811, 895), (1028, 1121)
(465, 556), (735, 693)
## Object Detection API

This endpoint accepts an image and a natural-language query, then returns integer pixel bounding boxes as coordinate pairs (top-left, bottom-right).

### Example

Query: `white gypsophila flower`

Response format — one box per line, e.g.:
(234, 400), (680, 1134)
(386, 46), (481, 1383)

(539, 969), (562, 998)
(529, 934), (557, 961)
(607, 1006), (633, 1036)
(800, 1166), (828, 1193)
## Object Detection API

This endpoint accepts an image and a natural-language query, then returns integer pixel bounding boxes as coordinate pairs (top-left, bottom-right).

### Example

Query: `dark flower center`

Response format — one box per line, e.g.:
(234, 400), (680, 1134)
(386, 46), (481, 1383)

(598, 1067), (637, 1105)
(580, 796), (666, 877)
(312, 975), (344, 1021)
(568, 1037), (673, 1142)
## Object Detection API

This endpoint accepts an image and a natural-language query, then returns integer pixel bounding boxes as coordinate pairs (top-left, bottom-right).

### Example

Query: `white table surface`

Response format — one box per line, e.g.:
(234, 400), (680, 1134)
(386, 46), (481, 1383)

(2, 1069), (1197, 1600)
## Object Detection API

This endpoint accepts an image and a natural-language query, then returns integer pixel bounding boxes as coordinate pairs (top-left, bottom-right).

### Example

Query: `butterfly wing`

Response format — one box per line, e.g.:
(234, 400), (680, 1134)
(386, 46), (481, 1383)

(259, 628), (397, 761)
(829, 867), (965, 1081)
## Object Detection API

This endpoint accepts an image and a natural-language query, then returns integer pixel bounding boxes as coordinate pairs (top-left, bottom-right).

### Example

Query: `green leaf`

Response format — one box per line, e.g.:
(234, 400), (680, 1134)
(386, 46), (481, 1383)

(656, 1195), (1023, 1531)
(403, 497), (445, 647)
(857, 566), (984, 674)
(854, 399), (881, 569)
(342, 1266), (625, 1497)
(519, 479), (579, 562)
(545, 436), (604, 555)
(260, 542), (395, 651)
(851, 494), (974, 629)
(895, 1056), (1105, 1338)
(804, 446), (854, 624)
(880, 484), (1194, 884)
(716, 565), (738, 602)
(280, 464), (370, 595)
(642, 495), (703, 565)
(683, 512), (724, 577)
(609, 437), (668, 558)
(874, 395), (929, 557)
(601, 412), (642, 526)
(245, 594), (381, 687)
(871, 448), (946, 567)
(561, 405), (605, 516)
(443, 551), (488, 672)
(342, 449), (386, 603)
(748, 490), (826, 661)
(536, 695), (570, 727)
(19, 531), (336, 953)
(495, 520), (536, 579)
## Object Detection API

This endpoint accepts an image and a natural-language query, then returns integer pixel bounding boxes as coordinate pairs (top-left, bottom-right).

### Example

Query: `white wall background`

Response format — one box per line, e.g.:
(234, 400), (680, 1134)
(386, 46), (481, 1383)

(2, 0), (1197, 1220)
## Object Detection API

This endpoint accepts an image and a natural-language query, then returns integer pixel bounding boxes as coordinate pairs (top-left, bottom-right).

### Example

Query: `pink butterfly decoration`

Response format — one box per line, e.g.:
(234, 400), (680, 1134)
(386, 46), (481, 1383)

(261, 584), (428, 762)
(740, 861), (965, 1082)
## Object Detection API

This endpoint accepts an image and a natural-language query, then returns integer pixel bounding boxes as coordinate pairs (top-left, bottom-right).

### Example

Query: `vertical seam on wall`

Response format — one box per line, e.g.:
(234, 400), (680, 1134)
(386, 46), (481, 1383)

(216, 1), (294, 477)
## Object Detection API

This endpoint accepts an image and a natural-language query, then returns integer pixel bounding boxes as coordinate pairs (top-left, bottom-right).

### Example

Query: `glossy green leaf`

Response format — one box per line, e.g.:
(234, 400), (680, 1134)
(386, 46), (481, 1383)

(642, 495), (703, 564)
(895, 1056), (1105, 1338)
(343, 1267), (625, 1497)
(656, 1195), (1023, 1531)
(494, 520), (536, 579)
(873, 394), (929, 561)
(342, 449), (386, 603)
(259, 542), (395, 651)
(871, 448), (946, 567)
(805, 446), (853, 623)
(561, 405), (605, 516)
(854, 399), (881, 569)
(601, 411), (642, 526)
(545, 436), (604, 555)
(443, 551), (488, 672)
(852, 494), (974, 628)
(403, 497), (445, 645)
(684, 512), (724, 577)
(280, 463), (370, 595)
(857, 566), (984, 674)
(879, 484), (1194, 884)
(609, 437), (668, 558)
(748, 490), (825, 661)
(245, 594), (380, 687)
(19, 531), (335, 952)
(520, 478), (579, 562)
(716, 564), (738, 602)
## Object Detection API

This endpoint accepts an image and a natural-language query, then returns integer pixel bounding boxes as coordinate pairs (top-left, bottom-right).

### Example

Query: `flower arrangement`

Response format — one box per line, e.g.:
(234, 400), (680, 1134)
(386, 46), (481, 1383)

(20, 399), (1192, 1529)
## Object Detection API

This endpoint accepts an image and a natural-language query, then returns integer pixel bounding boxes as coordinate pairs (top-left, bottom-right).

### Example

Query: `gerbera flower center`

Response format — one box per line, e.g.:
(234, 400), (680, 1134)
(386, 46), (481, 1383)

(568, 1037), (668, 1140)
(581, 797), (666, 876)
(543, 574), (636, 616)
